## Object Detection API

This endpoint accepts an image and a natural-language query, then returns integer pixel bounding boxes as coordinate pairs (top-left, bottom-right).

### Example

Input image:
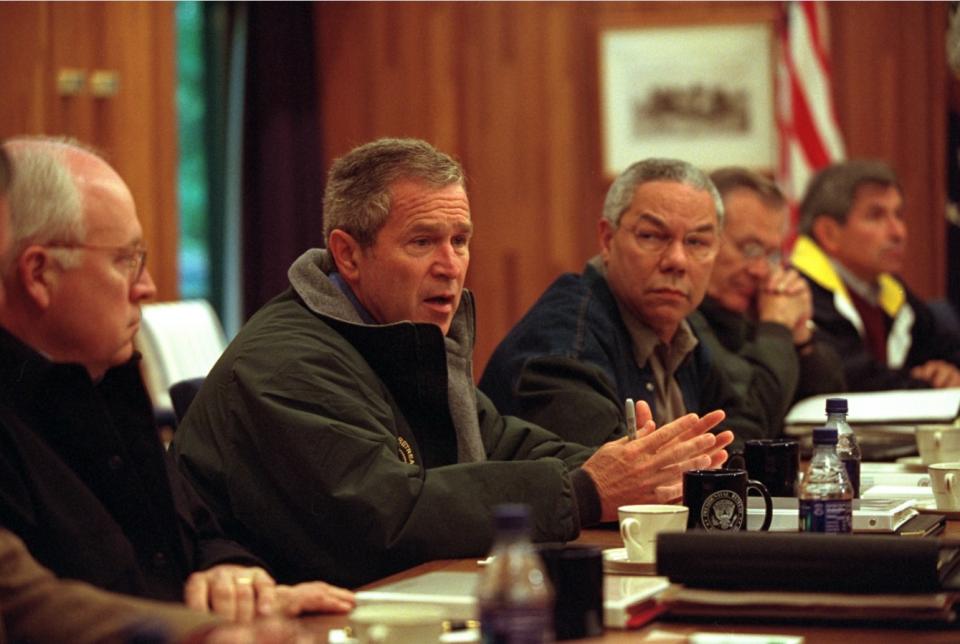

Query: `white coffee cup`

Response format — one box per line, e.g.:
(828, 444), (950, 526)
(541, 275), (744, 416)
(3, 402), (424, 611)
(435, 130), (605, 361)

(929, 462), (960, 512)
(347, 604), (445, 643)
(915, 425), (960, 465)
(617, 504), (688, 564)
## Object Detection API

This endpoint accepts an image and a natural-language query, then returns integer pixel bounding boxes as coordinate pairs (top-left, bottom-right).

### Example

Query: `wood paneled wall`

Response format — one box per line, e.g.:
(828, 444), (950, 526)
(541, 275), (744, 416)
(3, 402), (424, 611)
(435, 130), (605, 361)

(0, 2), (179, 300)
(316, 1), (950, 374)
(4, 3), (943, 372)
(829, 1), (948, 299)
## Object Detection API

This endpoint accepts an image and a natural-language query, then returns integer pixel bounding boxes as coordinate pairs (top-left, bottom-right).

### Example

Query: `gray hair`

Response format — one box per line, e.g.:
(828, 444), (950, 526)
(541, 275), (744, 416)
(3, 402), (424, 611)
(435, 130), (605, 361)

(323, 138), (466, 248)
(798, 159), (900, 236)
(709, 166), (786, 211)
(602, 158), (724, 228)
(1, 137), (87, 272)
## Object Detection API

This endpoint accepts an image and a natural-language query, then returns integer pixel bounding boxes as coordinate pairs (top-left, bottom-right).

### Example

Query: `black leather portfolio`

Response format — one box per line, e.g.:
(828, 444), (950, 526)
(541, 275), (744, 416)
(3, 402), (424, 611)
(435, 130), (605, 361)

(656, 531), (957, 593)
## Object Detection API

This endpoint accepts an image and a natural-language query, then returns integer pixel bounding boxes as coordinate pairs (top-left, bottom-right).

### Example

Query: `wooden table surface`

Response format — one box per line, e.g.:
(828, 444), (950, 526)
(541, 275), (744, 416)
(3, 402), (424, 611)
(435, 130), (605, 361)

(300, 523), (960, 643)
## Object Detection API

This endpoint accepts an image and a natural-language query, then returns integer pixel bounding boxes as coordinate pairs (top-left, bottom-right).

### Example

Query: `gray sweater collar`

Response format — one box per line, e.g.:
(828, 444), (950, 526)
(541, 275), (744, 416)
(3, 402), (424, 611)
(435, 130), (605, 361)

(287, 249), (486, 463)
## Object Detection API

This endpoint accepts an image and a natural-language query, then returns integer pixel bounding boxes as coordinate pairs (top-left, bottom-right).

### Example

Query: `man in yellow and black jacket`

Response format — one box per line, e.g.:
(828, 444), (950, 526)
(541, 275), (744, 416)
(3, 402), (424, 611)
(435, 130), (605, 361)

(791, 160), (960, 391)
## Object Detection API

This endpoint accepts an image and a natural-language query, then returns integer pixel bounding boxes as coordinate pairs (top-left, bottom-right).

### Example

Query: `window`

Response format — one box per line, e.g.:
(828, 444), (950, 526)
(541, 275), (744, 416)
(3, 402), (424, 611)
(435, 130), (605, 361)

(175, 1), (210, 300)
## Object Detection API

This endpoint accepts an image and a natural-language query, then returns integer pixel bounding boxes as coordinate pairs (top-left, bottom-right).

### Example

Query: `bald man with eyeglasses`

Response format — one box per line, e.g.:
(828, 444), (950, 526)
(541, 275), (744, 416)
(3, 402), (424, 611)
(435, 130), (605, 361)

(687, 167), (845, 438)
(480, 158), (766, 449)
(0, 137), (353, 624)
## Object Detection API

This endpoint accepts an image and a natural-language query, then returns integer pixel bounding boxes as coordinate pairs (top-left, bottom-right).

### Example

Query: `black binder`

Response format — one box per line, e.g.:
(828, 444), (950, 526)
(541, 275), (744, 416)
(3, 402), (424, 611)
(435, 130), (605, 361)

(656, 532), (956, 593)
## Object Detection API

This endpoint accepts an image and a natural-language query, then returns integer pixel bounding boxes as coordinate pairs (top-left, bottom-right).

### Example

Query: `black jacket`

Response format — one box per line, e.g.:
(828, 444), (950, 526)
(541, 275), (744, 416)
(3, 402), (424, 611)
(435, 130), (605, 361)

(791, 235), (960, 391)
(0, 328), (260, 601)
(175, 250), (595, 588)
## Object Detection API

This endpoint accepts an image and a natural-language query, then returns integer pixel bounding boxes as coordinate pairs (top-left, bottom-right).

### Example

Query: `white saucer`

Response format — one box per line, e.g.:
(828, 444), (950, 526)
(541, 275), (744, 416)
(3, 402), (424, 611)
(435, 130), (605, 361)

(602, 547), (657, 575)
(915, 500), (960, 521)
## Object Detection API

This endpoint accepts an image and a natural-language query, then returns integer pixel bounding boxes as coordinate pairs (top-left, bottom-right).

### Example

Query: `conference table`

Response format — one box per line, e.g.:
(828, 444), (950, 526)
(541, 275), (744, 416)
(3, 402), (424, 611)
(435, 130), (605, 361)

(302, 522), (960, 643)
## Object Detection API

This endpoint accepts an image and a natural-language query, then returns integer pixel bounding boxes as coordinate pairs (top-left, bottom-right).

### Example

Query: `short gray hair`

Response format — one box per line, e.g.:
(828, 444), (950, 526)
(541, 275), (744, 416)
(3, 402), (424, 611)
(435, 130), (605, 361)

(798, 159), (900, 236)
(602, 158), (724, 228)
(1, 137), (87, 272)
(323, 138), (465, 248)
(709, 166), (786, 211)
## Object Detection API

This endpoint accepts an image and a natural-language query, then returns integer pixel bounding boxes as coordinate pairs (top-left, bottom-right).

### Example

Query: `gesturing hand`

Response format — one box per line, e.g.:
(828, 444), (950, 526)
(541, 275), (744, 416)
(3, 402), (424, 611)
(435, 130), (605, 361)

(582, 410), (733, 521)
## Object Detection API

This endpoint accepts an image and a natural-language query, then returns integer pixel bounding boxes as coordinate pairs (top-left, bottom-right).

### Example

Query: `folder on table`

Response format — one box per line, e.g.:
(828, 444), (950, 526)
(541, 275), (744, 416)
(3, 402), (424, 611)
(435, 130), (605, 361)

(784, 389), (960, 427)
(354, 570), (670, 628)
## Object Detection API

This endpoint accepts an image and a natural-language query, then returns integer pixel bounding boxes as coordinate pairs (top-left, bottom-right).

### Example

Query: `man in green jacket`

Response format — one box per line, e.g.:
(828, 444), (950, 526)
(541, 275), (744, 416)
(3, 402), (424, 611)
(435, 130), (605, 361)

(174, 138), (733, 588)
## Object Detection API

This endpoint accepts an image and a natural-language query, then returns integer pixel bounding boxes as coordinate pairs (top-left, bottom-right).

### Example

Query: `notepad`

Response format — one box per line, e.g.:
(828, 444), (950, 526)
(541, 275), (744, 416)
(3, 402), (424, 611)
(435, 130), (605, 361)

(784, 388), (960, 426)
(746, 496), (917, 533)
(354, 570), (670, 628)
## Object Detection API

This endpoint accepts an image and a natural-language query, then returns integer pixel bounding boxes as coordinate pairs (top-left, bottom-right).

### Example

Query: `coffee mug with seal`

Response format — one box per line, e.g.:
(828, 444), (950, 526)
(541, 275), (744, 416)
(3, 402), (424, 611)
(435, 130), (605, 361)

(929, 462), (960, 512)
(683, 468), (773, 531)
(744, 438), (800, 497)
(617, 504), (688, 564)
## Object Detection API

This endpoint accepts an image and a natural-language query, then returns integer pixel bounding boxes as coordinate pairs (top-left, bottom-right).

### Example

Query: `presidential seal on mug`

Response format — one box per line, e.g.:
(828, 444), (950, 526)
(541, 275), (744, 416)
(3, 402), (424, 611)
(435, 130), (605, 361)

(684, 469), (773, 532)
(700, 489), (745, 530)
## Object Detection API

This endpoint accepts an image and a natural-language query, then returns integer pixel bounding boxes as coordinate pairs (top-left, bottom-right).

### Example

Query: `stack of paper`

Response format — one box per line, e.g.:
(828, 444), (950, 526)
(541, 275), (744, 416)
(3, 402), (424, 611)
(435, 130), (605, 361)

(354, 570), (670, 629)
(784, 389), (960, 427)
(746, 497), (917, 533)
(660, 585), (957, 624)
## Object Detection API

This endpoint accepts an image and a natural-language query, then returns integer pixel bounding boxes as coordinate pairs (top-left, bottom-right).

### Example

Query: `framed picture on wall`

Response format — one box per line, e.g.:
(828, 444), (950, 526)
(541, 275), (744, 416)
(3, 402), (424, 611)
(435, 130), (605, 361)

(599, 21), (775, 177)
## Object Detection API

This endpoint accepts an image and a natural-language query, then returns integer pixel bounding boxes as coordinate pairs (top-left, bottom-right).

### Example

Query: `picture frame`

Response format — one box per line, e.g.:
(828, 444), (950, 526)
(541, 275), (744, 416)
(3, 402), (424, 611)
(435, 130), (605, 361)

(599, 20), (776, 177)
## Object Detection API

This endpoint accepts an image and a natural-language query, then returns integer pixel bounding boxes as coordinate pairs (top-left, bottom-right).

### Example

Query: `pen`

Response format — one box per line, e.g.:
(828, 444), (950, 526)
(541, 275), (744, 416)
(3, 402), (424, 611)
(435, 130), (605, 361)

(625, 397), (637, 440)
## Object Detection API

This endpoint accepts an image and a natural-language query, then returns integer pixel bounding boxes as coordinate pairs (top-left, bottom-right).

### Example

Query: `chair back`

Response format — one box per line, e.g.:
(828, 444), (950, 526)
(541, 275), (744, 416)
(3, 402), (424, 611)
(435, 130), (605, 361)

(170, 377), (206, 423)
(136, 299), (227, 420)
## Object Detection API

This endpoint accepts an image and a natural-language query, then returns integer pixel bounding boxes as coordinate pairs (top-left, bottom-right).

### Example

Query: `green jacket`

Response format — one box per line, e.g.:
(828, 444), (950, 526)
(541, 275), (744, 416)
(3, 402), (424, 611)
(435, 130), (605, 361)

(689, 296), (845, 437)
(174, 250), (595, 588)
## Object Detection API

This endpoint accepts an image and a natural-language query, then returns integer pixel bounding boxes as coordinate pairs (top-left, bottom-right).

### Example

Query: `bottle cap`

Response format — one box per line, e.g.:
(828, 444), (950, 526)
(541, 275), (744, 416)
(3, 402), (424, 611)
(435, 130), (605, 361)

(812, 427), (838, 444)
(494, 503), (531, 532)
(825, 398), (848, 414)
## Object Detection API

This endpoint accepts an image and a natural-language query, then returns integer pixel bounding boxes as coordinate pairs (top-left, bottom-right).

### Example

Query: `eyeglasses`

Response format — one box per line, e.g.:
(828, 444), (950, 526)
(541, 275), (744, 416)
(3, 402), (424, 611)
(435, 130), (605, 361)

(732, 239), (782, 266)
(45, 243), (148, 282)
(623, 226), (719, 262)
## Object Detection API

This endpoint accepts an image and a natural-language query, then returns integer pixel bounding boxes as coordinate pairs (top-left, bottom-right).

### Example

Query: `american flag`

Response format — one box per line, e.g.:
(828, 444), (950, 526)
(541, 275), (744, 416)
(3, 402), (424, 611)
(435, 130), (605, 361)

(776, 0), (846, 242)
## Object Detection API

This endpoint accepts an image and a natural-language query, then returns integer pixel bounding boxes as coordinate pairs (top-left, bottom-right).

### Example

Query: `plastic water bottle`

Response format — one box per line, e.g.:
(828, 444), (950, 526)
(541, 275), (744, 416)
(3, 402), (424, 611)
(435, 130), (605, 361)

(799, 427), (853, 533)
(477, 504), (554, 643)
(825, 397), (861, 498)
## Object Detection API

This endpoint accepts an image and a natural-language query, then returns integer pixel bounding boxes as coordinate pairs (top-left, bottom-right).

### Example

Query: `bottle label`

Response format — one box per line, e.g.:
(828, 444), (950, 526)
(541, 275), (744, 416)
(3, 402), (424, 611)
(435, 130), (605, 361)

(799, 499), (852, 533)
(842, 458), (861, 498)
(480, 606), (553, 644)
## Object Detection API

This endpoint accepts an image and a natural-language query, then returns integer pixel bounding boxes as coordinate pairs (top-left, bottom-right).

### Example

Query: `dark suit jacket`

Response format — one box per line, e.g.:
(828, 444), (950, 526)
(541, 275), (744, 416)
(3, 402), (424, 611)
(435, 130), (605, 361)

(0, 327), (261, 601)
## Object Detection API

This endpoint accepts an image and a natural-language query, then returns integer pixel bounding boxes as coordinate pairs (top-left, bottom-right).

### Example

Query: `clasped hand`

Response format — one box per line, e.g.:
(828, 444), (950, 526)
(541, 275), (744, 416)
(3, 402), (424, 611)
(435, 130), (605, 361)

(756, 267), (813, 344)
(910, 359), (960, 389)
(184, 564), (355, 623)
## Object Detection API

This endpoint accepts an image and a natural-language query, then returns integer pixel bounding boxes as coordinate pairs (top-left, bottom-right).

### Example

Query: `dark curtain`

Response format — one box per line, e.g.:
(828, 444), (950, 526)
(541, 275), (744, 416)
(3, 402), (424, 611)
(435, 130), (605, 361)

(201, 1), (243, 332)
(948, 109), (960, 313)
(241, 2), (325, 320)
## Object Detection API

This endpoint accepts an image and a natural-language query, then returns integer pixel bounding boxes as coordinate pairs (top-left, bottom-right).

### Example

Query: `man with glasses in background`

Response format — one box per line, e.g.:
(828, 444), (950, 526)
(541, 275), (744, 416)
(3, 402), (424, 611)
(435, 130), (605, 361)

(0, 137), (353, 623)
(480, 158), (764, 448)
(688, 168), (844, 437)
